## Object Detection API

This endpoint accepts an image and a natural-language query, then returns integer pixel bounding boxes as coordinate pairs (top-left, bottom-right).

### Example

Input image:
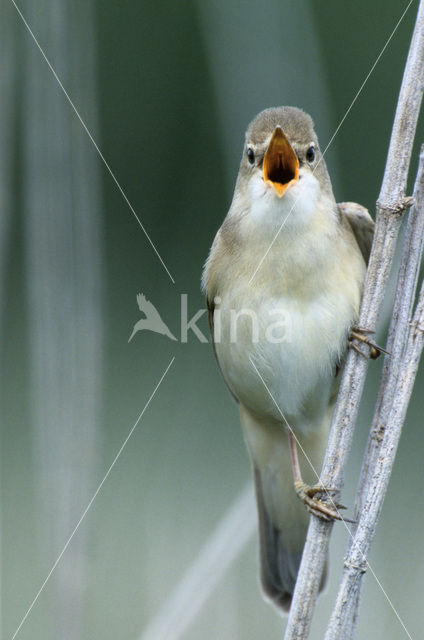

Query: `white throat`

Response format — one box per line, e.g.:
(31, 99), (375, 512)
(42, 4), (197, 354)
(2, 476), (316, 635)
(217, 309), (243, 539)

(248, 168), (321, 231)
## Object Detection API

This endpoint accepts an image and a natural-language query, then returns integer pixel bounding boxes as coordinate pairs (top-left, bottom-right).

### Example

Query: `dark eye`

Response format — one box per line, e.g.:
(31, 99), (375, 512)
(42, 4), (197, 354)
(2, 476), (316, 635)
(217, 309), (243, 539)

(306, 146), (315, 163)
(247, 147), (255, 164)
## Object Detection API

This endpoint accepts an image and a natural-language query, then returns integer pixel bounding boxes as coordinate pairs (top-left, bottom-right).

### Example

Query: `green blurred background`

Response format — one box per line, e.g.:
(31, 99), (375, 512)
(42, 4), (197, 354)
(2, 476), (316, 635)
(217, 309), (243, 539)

(1, 1), (423, 639)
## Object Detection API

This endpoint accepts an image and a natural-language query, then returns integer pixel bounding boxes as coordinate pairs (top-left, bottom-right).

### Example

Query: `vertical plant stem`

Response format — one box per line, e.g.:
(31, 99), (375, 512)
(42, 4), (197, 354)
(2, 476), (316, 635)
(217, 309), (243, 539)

(325, 148), (424, 640)
(354, 147), (424, 525)
(284, 2), (424, 637)
(21, 1), (103, 637)
(347, 144), (424, 635)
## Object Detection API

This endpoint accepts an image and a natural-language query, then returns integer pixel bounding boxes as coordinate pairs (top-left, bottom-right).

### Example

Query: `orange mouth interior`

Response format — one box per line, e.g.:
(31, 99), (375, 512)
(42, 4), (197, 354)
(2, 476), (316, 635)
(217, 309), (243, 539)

(263, 126), (299, 197)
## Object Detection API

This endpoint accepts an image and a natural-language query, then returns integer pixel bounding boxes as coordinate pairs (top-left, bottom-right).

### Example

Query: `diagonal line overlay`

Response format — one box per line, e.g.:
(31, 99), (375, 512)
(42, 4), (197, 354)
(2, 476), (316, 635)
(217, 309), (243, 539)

(10, 0), (175, 285)
(249, 0), (415, 284)
(249, 356), (412, 640)
(10, 357), (175, 640)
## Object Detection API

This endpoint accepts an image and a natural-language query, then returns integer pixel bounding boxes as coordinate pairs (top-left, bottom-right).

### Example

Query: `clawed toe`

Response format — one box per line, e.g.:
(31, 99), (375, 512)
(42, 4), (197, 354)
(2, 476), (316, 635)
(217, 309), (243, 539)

(288, 433), (355, 524)
(349, 328), (389, 360)
(294, 481), (355, 523)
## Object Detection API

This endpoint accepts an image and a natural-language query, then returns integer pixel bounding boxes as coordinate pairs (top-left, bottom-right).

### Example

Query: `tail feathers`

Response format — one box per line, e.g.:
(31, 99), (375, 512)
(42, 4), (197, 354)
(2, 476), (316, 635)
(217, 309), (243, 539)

(254, 467), (327, 612)
(259, 513), (302, 611)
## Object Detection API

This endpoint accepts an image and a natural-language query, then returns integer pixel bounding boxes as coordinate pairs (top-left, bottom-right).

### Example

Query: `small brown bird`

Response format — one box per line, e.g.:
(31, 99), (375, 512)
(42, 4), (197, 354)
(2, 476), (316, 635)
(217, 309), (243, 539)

(202, 106), (374, 611)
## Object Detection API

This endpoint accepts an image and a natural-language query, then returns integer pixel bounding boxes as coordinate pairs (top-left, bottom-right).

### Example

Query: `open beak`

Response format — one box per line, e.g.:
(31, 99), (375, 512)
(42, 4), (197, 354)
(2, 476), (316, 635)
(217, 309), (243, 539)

(263, 126), (299, 197)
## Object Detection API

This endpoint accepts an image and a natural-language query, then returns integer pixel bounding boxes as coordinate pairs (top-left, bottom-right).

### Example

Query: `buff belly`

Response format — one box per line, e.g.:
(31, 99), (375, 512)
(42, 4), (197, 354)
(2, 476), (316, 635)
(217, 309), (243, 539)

(215, 287), (354, 433)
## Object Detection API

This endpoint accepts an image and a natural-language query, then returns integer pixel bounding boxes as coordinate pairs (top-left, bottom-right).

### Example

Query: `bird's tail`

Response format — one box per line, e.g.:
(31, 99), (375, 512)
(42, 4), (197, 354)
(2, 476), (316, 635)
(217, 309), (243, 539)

(240, 406), (329, 612)
(253, 466), (327, 611)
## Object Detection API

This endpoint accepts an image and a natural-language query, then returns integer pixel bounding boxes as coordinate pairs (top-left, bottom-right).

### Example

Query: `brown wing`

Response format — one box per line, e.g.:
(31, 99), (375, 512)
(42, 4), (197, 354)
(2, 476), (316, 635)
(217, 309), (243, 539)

(338, 201), (374, 265)
(207, 296), (239, 404)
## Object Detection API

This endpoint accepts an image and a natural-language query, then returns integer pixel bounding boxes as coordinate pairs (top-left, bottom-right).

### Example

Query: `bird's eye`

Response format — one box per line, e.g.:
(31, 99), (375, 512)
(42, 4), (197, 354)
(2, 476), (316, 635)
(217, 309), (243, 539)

(306, 146), (315, 163)
(247, 147), (255, 164)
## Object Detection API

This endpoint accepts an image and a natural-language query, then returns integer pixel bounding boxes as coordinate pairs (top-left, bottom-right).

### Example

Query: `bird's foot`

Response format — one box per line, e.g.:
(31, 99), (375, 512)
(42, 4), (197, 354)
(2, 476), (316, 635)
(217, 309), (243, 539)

(349, 327), (389, 360)
(294, 481), (354, 523)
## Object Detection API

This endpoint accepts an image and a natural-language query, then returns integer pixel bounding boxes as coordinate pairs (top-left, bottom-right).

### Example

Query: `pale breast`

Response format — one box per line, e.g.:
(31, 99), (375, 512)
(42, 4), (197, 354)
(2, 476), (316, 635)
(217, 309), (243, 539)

(205, 194), (366, 430)
(214, 264), (362, 431)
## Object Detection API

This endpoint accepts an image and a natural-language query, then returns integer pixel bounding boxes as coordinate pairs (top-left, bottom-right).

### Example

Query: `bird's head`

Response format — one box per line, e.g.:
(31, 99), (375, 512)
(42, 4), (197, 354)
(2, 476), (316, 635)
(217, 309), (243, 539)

(236, 107), (334, 228)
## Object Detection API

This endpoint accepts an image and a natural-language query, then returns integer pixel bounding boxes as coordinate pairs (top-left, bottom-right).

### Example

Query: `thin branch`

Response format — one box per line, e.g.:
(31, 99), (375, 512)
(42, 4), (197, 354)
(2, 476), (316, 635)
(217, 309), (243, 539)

(283, 2), (424, 638)
(354, 147), (424, 528)
(345, 144), (424, 637)
(328, 297), (424, 640)
(325, 147), (424, 640)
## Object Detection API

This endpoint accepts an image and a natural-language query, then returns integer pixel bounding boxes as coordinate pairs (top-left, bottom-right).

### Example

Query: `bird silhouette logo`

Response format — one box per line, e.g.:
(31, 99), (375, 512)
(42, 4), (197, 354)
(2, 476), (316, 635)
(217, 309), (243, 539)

(128, 293), (177, 343)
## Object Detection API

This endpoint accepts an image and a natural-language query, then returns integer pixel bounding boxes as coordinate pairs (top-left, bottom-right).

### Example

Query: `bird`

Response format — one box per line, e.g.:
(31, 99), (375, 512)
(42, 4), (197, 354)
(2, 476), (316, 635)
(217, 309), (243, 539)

(202, 106), (375, 612)
(128, 293), (177, 342)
